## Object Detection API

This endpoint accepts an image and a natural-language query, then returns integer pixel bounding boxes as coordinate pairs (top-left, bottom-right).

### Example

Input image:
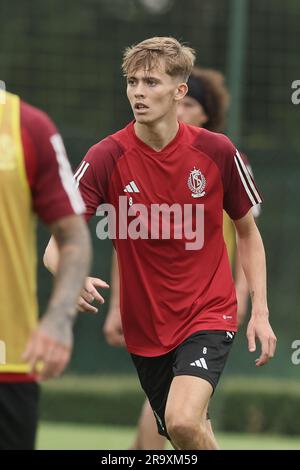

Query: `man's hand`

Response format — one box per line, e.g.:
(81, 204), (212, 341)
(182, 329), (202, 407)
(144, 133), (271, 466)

(22, 313), (73, 381)
(234, 212), (276, 366)
(78, 277), (109, 313)
(247, 312), (277, 366)
(103, 308), (125, 347)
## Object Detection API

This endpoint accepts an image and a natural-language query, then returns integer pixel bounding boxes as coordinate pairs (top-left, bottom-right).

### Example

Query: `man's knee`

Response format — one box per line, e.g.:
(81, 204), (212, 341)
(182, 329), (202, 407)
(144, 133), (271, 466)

(166, 413), (207, 447)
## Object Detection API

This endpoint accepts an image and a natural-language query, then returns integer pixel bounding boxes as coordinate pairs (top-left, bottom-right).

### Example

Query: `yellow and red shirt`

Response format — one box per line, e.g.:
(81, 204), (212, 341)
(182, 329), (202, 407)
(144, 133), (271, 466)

(0, 92), (85, 380)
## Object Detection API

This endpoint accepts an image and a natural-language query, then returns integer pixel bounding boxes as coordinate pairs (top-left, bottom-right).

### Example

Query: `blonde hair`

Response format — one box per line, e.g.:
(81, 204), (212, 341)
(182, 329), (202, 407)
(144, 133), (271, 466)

(122, 37), (196, 81)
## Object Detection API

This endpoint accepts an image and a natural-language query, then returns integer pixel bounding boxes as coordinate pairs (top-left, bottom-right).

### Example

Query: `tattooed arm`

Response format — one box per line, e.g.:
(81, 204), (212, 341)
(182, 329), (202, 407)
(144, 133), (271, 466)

(23, 214), (91, 380)
(234, 210), (277, 366)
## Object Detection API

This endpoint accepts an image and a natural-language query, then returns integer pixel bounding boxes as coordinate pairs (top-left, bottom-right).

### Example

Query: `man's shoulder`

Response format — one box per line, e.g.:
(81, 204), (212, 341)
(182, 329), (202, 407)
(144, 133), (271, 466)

(88, 134), (124, 160)
(20, 100), (57, 134)
(182, 124), (237, 179)
(185, 125), (234, 155)
(87, 124), (130, 162)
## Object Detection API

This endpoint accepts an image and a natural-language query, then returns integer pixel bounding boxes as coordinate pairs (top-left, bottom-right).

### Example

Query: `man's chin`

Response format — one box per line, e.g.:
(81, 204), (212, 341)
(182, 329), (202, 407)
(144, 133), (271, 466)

(134, 114), (153, 124)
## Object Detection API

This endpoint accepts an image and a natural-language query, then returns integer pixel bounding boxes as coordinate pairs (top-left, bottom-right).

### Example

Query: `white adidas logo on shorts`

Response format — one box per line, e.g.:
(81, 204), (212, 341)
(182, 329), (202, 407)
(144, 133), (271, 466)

(190, 358), (208, 369)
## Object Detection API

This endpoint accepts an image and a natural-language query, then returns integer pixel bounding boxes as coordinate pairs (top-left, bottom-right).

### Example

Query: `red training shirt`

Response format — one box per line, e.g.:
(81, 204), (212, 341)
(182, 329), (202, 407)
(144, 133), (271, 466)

(77, 121), (262, 356)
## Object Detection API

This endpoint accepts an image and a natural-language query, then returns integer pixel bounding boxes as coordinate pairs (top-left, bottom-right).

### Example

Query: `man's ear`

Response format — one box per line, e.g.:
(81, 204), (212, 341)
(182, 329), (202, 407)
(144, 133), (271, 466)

(174, 82), (188, 101)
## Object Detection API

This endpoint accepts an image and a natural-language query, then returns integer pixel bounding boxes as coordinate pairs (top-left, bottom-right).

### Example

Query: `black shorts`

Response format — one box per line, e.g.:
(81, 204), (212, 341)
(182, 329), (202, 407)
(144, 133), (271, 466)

(0, 381), (39, 450)
(131, 330), (235, 438)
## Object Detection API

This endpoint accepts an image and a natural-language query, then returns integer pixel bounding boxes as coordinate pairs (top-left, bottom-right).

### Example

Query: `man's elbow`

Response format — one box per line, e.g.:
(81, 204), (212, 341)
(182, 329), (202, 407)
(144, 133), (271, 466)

(43, 250), (49, 270)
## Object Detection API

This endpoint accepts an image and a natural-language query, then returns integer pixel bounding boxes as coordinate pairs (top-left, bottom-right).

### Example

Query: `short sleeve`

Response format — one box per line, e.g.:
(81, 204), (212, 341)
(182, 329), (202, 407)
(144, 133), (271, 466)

(244, 160), (261, 218)
(22, 103), (85, 224)
(223, 145), (263, 220)
(74, 146), (105, 221)
(74, 137), (121, 221)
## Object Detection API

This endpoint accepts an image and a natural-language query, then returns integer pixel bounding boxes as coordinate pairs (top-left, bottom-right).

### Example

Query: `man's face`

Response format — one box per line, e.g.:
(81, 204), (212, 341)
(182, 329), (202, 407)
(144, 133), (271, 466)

(177, 96), (208, 128)
(126, 62), (185, 125)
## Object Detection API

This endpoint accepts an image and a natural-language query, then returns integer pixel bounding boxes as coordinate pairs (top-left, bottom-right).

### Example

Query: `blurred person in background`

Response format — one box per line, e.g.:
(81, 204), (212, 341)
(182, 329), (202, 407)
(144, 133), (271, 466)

(104, 66), (261, 450)
(44, 37), (276, 450)
(0, 89), (91, 449)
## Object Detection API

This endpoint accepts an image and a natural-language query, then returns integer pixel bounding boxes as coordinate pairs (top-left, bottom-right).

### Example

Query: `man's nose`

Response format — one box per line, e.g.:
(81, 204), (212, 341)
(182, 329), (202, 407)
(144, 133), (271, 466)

(134, 82), (145, 98)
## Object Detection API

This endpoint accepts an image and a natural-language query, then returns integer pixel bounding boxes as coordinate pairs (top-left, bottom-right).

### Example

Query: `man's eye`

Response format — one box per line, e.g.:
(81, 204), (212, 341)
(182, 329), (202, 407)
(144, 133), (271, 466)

(148, 80), (157, 86)
(128, 80), (136, 85)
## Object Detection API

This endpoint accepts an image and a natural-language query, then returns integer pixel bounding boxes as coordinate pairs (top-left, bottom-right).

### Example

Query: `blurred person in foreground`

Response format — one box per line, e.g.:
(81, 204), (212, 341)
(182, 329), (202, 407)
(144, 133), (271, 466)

(44, 37), (276, 450)
(0, 89), (91, 449)
(104, 66), (261, 450)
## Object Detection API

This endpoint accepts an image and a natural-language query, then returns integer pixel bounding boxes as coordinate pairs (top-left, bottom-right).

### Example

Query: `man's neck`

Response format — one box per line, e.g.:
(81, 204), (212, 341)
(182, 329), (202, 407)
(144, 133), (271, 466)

(134, 118), (179, 152)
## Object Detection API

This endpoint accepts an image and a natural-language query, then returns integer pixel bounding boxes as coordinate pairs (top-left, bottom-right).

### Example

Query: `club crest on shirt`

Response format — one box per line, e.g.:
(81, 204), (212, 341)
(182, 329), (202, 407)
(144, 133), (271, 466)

(188, 167), (206, 198)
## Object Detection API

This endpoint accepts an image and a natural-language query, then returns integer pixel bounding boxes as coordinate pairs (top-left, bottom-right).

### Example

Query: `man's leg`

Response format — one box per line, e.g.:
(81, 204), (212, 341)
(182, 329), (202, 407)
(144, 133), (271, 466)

(130, 398), (167, 450)
(131, 330), (234, 449)
(131, 351), (174, 442)
(206, 417), (219, 449)
(164, 330), (235, 449)
(165, 375), (218, 450)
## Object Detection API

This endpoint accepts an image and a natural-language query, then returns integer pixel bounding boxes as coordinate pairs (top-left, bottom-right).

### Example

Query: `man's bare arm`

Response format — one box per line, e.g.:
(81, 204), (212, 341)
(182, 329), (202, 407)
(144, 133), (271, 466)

(42, 214), (91, 338)
(23, 214), (91, 380)
(103, 249), (125, 347)
(234, 248), (249, 325)
(234, 210), (277, 366)
(108, 249), (120, 312)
